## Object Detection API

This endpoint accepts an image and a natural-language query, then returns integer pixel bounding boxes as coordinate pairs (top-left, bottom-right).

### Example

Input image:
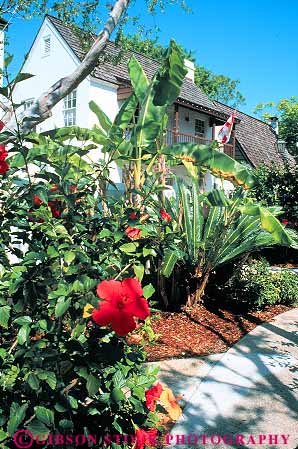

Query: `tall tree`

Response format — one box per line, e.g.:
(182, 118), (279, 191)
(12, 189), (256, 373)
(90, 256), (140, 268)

(254, 97), (298, 157)
(115, 31), (245, 107)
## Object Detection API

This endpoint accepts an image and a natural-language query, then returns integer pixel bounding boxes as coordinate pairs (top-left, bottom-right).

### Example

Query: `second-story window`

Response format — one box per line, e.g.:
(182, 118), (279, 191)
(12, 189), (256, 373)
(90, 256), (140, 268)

(24, 98), (34, 111)
(43, 35), (51, 57)
(63, 90), (77, 126)
(195, 119), (205, 137)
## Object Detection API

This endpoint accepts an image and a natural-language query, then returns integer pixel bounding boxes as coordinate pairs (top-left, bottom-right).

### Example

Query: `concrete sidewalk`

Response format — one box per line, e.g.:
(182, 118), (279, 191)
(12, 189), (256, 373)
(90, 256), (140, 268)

(166, 308), (298, 449)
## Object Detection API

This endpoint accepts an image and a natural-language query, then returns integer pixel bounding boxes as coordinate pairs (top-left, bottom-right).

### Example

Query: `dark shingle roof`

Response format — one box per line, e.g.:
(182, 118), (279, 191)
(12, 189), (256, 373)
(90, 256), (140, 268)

(47, 15), (224, 115)
(214, 101), (290, 167)
(47, 15), (289, 167)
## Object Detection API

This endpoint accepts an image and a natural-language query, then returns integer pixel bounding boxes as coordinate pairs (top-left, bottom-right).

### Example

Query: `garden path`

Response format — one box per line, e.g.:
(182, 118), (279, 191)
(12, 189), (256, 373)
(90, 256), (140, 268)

(158, 308), (298, 449)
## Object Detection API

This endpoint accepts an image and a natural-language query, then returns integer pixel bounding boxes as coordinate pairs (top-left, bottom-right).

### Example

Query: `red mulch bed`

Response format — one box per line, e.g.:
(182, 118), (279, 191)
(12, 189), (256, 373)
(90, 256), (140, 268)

(146, 304), (291, 361)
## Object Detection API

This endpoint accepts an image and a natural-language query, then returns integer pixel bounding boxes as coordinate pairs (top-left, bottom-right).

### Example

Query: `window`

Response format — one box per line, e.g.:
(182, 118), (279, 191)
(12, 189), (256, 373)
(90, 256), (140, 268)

(63, 90), (77, 126)
(195, 119), (205, 137)
(24, 98), (34, 111)
(42, 35), (51, 57)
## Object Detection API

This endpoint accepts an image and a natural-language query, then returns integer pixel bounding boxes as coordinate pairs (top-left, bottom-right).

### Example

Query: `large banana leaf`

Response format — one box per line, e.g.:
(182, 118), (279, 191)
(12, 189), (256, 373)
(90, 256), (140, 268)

(152, 39), (187, 106)
(128, 56), (150, 103)
(239, 205), (293, 246)
(163, 142), (256, 190)
(128, 40), (186, 150)
(87, 95), (139, 158)
(89, 101), (112, 134)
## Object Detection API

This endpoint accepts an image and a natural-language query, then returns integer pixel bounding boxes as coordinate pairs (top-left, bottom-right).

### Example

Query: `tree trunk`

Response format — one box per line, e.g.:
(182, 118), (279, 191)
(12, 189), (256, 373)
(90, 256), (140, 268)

(186, 270), (210, 307)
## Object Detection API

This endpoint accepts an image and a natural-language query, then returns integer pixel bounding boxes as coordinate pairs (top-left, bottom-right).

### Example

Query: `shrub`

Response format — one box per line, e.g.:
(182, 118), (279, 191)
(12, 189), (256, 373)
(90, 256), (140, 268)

(278, 270), (298, 305)
(251, 162), (298, 228)
(228, 258), (298, 309)
(0, 132), (170, 448)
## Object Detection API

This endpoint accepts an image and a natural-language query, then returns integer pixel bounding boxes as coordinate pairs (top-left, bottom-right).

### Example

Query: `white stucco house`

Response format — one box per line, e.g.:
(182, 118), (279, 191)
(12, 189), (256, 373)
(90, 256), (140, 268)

(12, 15), (287, 192)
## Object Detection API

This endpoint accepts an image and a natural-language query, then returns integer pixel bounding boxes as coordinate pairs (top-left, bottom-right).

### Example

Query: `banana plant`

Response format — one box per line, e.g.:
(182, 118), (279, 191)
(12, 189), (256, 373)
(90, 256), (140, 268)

(161, 180), (298, 306)
(162, 142), (257, 190)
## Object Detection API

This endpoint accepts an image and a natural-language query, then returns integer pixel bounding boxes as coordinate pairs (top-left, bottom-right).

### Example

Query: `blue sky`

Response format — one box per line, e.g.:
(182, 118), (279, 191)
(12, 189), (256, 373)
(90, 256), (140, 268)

(6, 0), (298, 115)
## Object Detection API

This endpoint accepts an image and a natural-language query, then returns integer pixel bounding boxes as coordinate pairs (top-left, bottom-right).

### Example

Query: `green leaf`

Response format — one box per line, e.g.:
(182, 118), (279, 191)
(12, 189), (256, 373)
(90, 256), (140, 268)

(0, 306), (10, 329)
(67, 396), (78, 409)
(119, 242), (138, 254)
(111, 93), (139, 137)
(7, 403), (28, 435)
(0, 348), (7, 360)
(28, 374), (40, 391)
(86, 374), (101, 396)
(143, 247), (157, 257)
(59, 419), (73, 430)
(0, 430), (8, 442)
(17, 325), (30, 345)
(28, 420), (49, 438)
(36, 370), (57, 388)
(152, 39), (187, 107)
(99, 229), (112, 238)
(128, 56), (150, 103)
(207, 189), (231, 206)
(98, 393), (110, 403)
(113, 371), (126, 388)
(34, 406), (54, 427)
(165, 142), (256, 190)
(178, 180), (193, 261)
(161, 249), (180, 278)
(55, 298), (71, 318)
(111, 388), (125, 403)
(89, 101), (112, 133)
(239, 205), (293, 246)
(14, 316), (32, 326)
(13, 72), (34, 84)
(133, 264), (144, 281)
(143, 284), (155, 299)
(4, 54), (13, 68)
(64, 251), (75, 264)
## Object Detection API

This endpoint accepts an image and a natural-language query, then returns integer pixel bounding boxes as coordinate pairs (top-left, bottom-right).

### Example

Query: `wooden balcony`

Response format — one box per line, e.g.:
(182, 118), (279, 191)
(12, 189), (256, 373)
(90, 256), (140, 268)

(165, 129), (235, 158)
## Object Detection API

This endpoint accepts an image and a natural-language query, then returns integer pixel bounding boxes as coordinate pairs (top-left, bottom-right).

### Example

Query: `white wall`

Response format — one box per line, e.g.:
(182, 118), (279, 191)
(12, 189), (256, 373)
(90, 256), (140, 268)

(13, 19), (90, 133)
(88, 78), (122, 185)
(13, 18), (123, 186)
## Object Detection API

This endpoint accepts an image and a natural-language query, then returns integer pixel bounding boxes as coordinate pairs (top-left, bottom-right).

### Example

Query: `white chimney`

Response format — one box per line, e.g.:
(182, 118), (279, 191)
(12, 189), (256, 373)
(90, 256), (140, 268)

(269, 116), (279, 135)
(184, 59), (195, 83)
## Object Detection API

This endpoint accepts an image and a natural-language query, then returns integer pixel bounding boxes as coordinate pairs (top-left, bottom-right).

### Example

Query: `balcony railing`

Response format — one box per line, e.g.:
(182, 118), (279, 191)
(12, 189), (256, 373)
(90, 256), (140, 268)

(165, 129), (235, 158)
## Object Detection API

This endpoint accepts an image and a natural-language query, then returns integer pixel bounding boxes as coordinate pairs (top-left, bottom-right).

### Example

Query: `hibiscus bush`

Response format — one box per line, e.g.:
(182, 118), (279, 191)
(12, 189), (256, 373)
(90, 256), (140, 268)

(0, 129), (182, 448)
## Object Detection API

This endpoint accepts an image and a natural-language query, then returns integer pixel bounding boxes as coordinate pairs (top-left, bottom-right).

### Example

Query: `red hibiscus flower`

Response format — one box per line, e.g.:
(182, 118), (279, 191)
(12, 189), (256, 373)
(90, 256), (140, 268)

(0, 145), (8, 161)
(130, 212), (137, 220)
(145, 383), (163, 411)
(160, 209), (172, 222)
(0, 160), (9, 174)
(92, 278), (150, 336)
(0, 120), (5, 131)
(0, 144), (9, 174)
(125, 226), (142, 240)
(134, 428), (158, 449)
(48, 199), (61, 218)
(34, 195), (43, 206)
(282, 219), (289, 225)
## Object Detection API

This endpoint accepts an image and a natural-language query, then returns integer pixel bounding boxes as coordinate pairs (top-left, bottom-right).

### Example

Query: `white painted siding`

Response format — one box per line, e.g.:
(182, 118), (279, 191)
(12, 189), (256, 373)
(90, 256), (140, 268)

(13, 19), (90, 133)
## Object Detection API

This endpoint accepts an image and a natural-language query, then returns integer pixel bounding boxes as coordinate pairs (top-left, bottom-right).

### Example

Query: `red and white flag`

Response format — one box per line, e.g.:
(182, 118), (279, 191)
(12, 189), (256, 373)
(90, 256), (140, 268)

(217, 112), (235, 144)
